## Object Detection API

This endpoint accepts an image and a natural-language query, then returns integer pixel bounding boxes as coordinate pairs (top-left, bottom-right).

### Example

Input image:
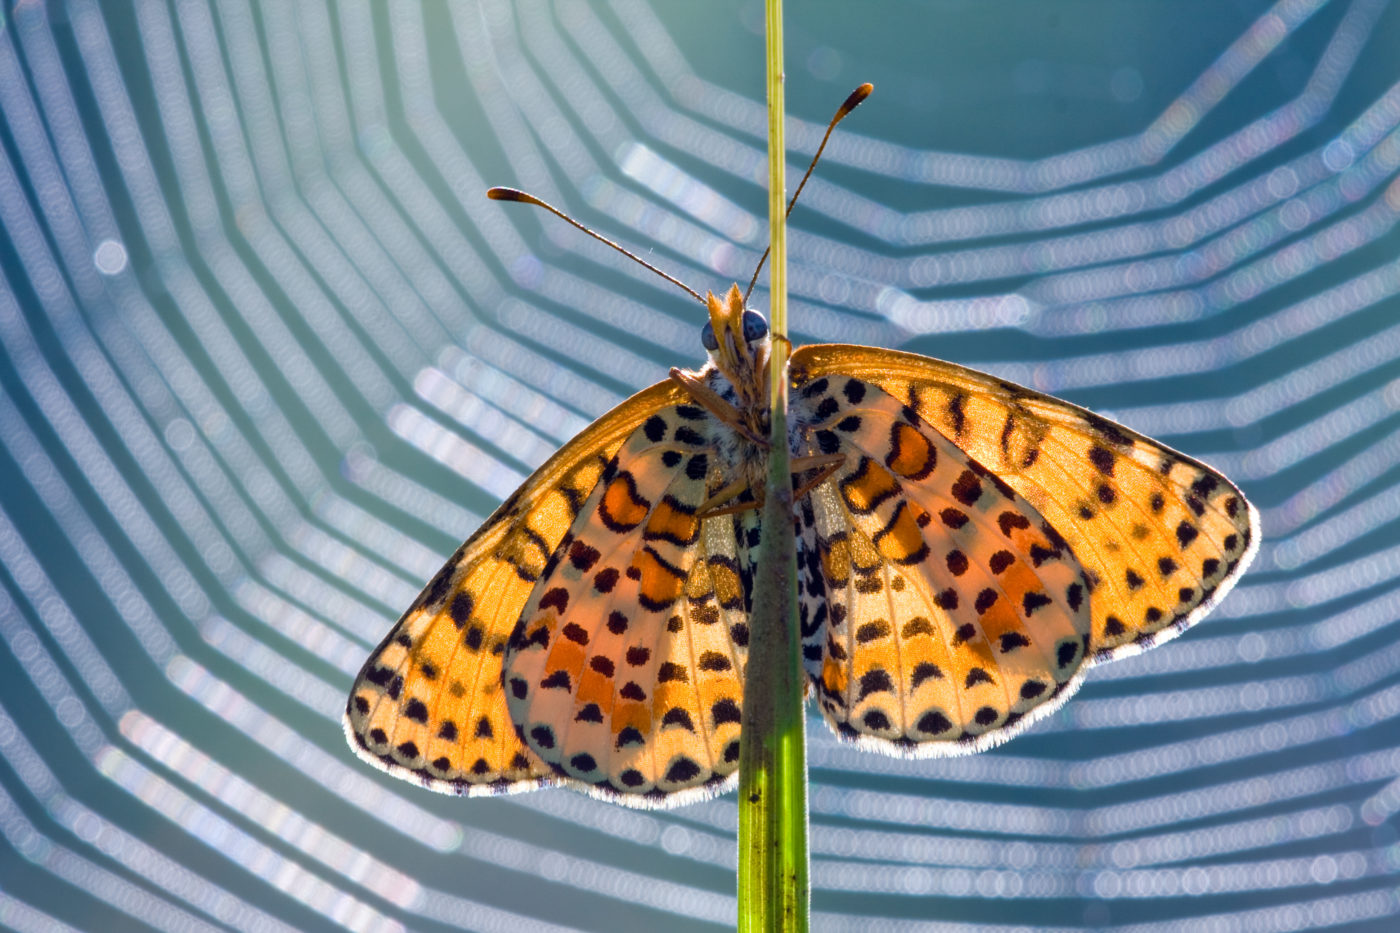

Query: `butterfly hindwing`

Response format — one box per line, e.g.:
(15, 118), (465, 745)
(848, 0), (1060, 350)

(791, 346), (1259, 666)
(343, 380), (688, 795)
(503, 405), (754, 805)
(793, 377), (1092, 754)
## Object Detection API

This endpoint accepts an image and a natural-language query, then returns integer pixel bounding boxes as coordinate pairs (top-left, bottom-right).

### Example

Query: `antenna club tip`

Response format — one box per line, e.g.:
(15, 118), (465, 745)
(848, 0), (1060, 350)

(486, 186), (528, 202)
(842, 83), (874, 113)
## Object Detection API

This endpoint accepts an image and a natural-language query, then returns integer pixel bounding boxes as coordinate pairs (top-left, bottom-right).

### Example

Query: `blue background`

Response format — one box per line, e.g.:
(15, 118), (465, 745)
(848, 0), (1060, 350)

(1, 1), (1398, 930)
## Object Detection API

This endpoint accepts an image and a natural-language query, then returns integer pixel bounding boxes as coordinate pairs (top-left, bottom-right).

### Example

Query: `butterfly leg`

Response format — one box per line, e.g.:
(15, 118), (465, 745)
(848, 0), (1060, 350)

(697, 454), (846, 519)
(669, 368), (769, 447)
(789, 453), (846, 501)
(698, 479), (761, 518)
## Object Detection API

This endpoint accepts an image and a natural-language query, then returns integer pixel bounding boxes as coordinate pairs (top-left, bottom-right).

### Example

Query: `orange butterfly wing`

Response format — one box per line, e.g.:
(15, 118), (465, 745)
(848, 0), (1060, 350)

(502, 407), (757, 804)
(343, 379), (688, 795)
(789, 372), (1093, 754)
(347, 339), (1259, 797)
(791, 345), (1259, 664)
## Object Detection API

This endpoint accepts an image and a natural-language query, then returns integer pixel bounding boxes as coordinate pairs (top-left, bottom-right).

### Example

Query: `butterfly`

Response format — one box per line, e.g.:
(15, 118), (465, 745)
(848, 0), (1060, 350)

(344, 87), (1259, 809)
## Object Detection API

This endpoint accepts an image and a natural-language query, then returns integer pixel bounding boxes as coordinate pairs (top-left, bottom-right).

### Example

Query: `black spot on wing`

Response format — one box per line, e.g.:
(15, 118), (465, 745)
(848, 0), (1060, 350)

(1082, 411), (1134, 447)
(712, 698), (742, 726)
(674, 426), (705, 447)
(664, 757), (702, 783)
(857, 669), (894, 700)
(1089, 446), (1115, 476)
(685, 454), (709, 481)
(951, 471), (982, 506)
(911, 662), (942, 688)
(964, 668), (994, 688)
(1176, 521), (1199, 548)
(947, 393), (966, 435)
(917, 710), (953, 734)
(861, 710), (891, 731)
(661, 707), (695, 731)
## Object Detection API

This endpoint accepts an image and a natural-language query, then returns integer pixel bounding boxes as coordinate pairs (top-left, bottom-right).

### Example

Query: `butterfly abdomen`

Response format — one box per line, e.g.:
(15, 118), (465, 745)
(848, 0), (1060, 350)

(699, 364), (770, 494)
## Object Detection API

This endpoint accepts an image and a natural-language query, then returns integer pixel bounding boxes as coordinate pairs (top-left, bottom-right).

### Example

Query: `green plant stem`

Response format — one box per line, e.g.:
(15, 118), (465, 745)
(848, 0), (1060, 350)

(737, 0), (809, 929)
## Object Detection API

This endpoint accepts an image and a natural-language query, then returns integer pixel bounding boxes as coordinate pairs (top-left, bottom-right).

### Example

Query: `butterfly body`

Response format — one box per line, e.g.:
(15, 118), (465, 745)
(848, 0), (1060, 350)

(346, 284), (1258, 807)
(697, 360), (770, 501)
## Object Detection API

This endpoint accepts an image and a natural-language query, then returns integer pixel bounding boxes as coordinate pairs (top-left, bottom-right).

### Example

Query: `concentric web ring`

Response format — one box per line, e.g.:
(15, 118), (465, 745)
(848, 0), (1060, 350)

(1, 1), (1398, 930)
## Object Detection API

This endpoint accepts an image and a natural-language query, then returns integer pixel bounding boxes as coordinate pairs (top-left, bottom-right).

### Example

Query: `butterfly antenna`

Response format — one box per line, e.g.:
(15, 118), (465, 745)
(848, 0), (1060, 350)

(487, 187), (705, 305)
(745, 82), (873, 304)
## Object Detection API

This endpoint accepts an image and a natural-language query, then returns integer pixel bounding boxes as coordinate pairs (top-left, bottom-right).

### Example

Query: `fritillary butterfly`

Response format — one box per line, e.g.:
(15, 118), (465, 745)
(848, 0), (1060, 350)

(344, 90), (1259, 808)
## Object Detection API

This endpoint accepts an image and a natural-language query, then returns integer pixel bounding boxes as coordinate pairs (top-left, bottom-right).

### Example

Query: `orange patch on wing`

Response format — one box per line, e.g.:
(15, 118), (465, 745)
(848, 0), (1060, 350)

(886, 422), (934, 478)
(822, 658), (847, 695)
(998, 561), (1042, 604)
(412, 618), (459, 667)
(613, 701), (651, 737)
(652, 681), (693, 713)
(849, 530), (884, 573)
(1005, 524), (1051, 556)
(954, 637), (997, 674)
(576, 668), (616, 710)
(873, 502), (928, 564)
(840, 460), (900, 513)
(976, 599), (1021, 642)
(645, 498), (700, 545)
(632, 548), (686, 608)
(544, 637), (586, 685)
(529, 492), (578, 541)
(601, 473), (649, 530)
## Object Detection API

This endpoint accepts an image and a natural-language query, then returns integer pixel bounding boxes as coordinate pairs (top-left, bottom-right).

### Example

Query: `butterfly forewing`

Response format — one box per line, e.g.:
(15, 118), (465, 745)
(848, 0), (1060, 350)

(343, 380), (688, 794)
(791, 346), (1259, 667)
(503, 404), (755, 804)
(792, 376), (1092, 753)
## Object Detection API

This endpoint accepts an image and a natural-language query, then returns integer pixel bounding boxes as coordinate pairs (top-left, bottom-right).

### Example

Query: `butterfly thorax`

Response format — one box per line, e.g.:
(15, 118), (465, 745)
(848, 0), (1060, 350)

(695, 360), (771, 494)
(681, 284), (778, 498)
(703, 286), (770, 410)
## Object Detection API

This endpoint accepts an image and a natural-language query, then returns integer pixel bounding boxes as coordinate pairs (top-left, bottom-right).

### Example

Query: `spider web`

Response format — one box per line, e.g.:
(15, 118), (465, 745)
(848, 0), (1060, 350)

(0, 0), (1398, 930)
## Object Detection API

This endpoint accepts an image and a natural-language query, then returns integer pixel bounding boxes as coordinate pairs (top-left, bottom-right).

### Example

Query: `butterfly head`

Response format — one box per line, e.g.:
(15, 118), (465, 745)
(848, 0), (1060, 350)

(700, 284), (770, 406)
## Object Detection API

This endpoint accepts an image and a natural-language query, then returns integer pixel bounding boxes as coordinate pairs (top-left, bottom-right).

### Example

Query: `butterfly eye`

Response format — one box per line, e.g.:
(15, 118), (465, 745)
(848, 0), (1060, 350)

(700, 321), (719, 352)
(741, 309), (769, 343)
